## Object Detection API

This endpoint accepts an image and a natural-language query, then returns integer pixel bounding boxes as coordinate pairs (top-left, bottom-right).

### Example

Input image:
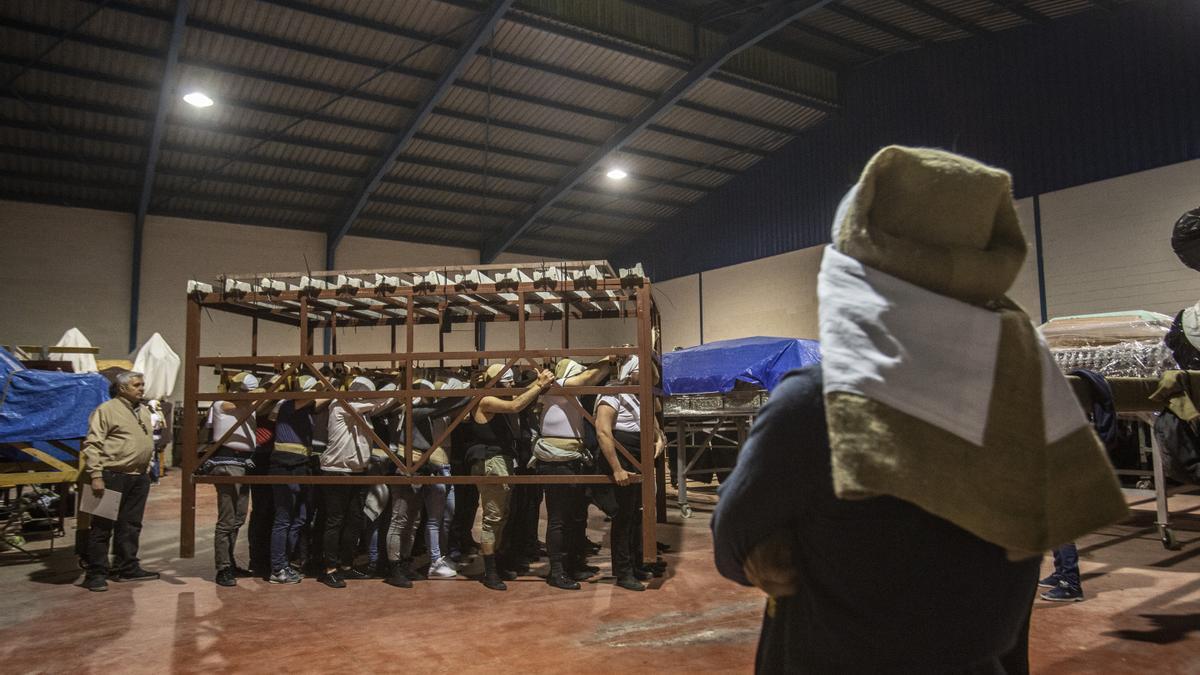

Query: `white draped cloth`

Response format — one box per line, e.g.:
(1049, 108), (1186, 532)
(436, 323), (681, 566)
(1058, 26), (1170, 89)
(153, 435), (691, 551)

(133, 332), (181, 400)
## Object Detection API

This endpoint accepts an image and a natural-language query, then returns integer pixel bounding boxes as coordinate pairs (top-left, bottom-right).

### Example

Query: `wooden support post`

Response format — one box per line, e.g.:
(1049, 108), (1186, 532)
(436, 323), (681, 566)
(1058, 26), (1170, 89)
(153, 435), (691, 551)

(251, 317), (258, 357)
(299, 296), (310, 357)
(331, 308), (338, 356)
(562, 299), (570, 349)
(405, 291), (415, 472)
(180, 297), (201, 558)
(518, 292), (527, 351)
(637, 285), (656, 564)
(390, 324), (397, 369)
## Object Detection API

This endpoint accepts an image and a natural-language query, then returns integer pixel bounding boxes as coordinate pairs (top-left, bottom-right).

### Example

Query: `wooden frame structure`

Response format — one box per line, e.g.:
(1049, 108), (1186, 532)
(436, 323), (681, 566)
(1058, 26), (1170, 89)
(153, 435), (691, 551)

(179, 261), (662, 562)
(0, 441), (82, 488)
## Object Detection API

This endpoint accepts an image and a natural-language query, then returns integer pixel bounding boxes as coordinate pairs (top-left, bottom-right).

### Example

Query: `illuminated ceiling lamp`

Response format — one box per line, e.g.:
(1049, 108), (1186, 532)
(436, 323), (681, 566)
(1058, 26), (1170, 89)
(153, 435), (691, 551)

(182, 91), (214, 108)
(606, 168), (628, 180)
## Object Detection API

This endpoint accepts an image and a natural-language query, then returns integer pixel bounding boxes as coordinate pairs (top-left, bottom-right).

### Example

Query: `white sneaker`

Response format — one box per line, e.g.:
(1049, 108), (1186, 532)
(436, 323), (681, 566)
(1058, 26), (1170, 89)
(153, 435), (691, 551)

(429, 557), (458, 578)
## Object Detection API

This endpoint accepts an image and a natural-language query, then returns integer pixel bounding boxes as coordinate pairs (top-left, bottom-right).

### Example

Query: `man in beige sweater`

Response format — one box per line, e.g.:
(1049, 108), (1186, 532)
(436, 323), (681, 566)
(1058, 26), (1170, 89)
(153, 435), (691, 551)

(80, 371), (159, 592)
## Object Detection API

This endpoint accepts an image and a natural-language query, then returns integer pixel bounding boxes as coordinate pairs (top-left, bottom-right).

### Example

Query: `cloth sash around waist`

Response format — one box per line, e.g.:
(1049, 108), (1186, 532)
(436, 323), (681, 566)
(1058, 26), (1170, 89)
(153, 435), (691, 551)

(532, 436), (587, 464)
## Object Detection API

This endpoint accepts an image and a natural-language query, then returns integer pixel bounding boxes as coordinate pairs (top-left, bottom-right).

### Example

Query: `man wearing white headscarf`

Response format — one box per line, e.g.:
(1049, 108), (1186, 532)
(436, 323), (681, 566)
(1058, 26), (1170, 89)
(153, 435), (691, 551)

(207, 371), (263, 587)
(265, 375), (327, 585)
(533, 356), (614, 589)
(317, 376), (396, 588)
(595, 355), (665, 591)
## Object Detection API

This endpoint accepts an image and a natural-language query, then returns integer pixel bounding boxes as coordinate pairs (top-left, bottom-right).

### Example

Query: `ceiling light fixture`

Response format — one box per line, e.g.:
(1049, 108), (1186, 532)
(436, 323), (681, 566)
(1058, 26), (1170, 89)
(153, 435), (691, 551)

(182, 91), (214, 108)
(606, 168), (628, 180)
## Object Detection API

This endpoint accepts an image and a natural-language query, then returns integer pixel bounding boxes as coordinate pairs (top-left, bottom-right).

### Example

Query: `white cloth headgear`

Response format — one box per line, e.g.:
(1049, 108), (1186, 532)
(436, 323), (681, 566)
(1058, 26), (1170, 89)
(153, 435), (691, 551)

(349, 376), (376, 392)
(240, 373), (260, 391)
(619, 355), (639, 383)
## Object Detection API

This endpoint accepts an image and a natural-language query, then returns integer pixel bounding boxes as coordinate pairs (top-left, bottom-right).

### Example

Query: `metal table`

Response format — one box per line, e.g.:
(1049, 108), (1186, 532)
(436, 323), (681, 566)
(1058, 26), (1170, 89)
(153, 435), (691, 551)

(664, 389), (767, 518)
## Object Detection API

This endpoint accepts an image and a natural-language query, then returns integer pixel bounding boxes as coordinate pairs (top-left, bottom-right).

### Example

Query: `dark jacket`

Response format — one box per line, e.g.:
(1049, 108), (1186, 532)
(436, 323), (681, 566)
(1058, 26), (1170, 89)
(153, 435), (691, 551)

(712, 367), (1038, 674)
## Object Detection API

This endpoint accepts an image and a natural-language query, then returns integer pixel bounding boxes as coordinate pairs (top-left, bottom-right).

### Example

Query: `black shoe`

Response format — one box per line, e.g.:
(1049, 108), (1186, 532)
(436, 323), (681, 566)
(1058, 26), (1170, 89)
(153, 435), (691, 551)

(1038, 573), (1062, 588)
(616, 576), (646, 592)
(498, 568), (518, 581)
(339, 567), (370, 581)
(481, 574), (507, 591)
(231, 566), (255, 578)
(1040, 582), (1083, 602)
(586, 539), (602, 554)
(656, 541), (671, 553)
(318, 571), (347, 589)
(383, 563), (412, 589)
(547, 573), (580, 590)
(632, 567), (654, 581)
(402, 558), (428, 581)
(370, 561), (390, 579)
(215, 568), (237, 587)
(570, 569), (595, 582)
(114, 567), (159, 582)
(82, 575), (109, 592)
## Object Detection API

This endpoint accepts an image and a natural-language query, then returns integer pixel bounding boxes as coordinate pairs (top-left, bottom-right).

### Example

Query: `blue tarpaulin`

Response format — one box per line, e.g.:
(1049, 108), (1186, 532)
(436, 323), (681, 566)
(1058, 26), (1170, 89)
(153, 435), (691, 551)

(0, 347), (110, 445)
(661, 336), (821, 395)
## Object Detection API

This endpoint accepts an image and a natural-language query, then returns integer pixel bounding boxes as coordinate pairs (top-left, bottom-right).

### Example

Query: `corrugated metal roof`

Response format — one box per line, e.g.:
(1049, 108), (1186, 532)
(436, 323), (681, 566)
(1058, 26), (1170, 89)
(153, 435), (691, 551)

(803, 7), (915, 53)
(492, 16), (681, 94)
(844, 0), (968, 42)
(0, 0), (1126, 259)
(1027, 0), (1099, 19)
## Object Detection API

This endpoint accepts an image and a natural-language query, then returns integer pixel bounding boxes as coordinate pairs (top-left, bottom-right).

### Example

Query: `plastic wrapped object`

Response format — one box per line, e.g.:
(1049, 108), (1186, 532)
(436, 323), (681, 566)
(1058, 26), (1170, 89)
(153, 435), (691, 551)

(661, 336), (821, 396)
(0, 348), (110, 443)
(1040, 311), (1177, 378)
(1170, 207), (1200, 271)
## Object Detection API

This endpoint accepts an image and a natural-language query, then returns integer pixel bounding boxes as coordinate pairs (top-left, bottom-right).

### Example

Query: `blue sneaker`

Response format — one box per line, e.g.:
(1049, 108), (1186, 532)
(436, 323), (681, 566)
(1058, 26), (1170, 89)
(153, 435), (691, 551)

(1038, 573), (1062, 588)
(1040, 582), (1083, 602)
(269, 567), (301, 584)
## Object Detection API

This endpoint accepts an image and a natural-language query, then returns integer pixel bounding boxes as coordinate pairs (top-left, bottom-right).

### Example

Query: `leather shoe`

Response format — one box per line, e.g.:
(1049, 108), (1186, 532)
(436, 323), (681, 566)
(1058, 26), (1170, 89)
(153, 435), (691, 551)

(318, 571), (347, 589)
(546, 573), (580, 590)
(82, 575), (108, 592)
(115, 567), (159, 582)
(339, 567), (370, 581)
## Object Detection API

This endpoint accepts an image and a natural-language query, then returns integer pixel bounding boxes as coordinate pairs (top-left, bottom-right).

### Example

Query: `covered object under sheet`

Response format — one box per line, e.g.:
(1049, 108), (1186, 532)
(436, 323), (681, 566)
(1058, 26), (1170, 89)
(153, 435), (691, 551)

(1, 347), (109, 449)
(662, 336), (821, 396)
(661, 337), (821, 518)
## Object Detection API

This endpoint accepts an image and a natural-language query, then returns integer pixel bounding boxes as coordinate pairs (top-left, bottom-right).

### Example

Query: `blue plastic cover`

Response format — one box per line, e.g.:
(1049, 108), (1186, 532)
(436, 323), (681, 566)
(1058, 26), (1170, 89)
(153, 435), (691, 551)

(661, 336), (822, 395)
(0, 347), (110, 444)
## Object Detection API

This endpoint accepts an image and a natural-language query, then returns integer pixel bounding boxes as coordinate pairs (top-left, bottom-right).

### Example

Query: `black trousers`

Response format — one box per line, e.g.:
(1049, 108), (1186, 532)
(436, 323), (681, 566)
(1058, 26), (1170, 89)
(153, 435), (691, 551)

(320, 473), (365, 568)
(500, 478), (543, 562)
(611, 484), (643, 577)
(86, 470), (151, 577)
(449, 484), (479, 554)
(609, 429), (645, 572)
(538, 461), (585, 565)
(247, 454), (273, 574)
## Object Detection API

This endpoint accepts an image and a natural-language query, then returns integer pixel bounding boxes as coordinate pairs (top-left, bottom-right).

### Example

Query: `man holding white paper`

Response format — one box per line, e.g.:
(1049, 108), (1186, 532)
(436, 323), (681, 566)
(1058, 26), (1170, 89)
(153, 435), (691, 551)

(80, 371), (159, 592)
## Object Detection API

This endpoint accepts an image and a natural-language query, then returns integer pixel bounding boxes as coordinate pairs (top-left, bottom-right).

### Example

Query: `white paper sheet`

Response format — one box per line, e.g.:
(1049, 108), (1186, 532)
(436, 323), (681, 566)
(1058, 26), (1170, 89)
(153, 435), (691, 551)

(79, 485), (122, 521)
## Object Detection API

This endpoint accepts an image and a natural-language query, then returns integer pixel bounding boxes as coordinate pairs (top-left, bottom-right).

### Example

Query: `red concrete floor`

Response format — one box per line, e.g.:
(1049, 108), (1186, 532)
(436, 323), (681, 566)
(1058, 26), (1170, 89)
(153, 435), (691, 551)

(0, 477), (1197, 674)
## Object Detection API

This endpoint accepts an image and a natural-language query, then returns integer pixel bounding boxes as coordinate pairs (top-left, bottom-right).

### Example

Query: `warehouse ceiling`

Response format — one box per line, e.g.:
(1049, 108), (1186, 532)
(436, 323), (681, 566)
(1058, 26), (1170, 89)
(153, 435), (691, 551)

(0, 0), (1127, 261)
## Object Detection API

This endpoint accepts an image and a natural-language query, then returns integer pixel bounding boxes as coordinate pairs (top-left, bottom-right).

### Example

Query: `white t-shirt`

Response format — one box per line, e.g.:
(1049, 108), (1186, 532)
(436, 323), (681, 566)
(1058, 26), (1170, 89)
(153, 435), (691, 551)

(208, 402), (256, 452)
(323, 400), (392, 473)
(596, 393), (640, 434)
(539, 377), (586, 439)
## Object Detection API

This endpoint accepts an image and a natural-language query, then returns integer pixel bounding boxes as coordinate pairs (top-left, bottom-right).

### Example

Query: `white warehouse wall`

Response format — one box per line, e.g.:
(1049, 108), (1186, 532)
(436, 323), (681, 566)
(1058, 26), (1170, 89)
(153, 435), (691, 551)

(1040, 159), (1200, 319)
(5, 157), (1194, 399)
(1, 201), (133, 356)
